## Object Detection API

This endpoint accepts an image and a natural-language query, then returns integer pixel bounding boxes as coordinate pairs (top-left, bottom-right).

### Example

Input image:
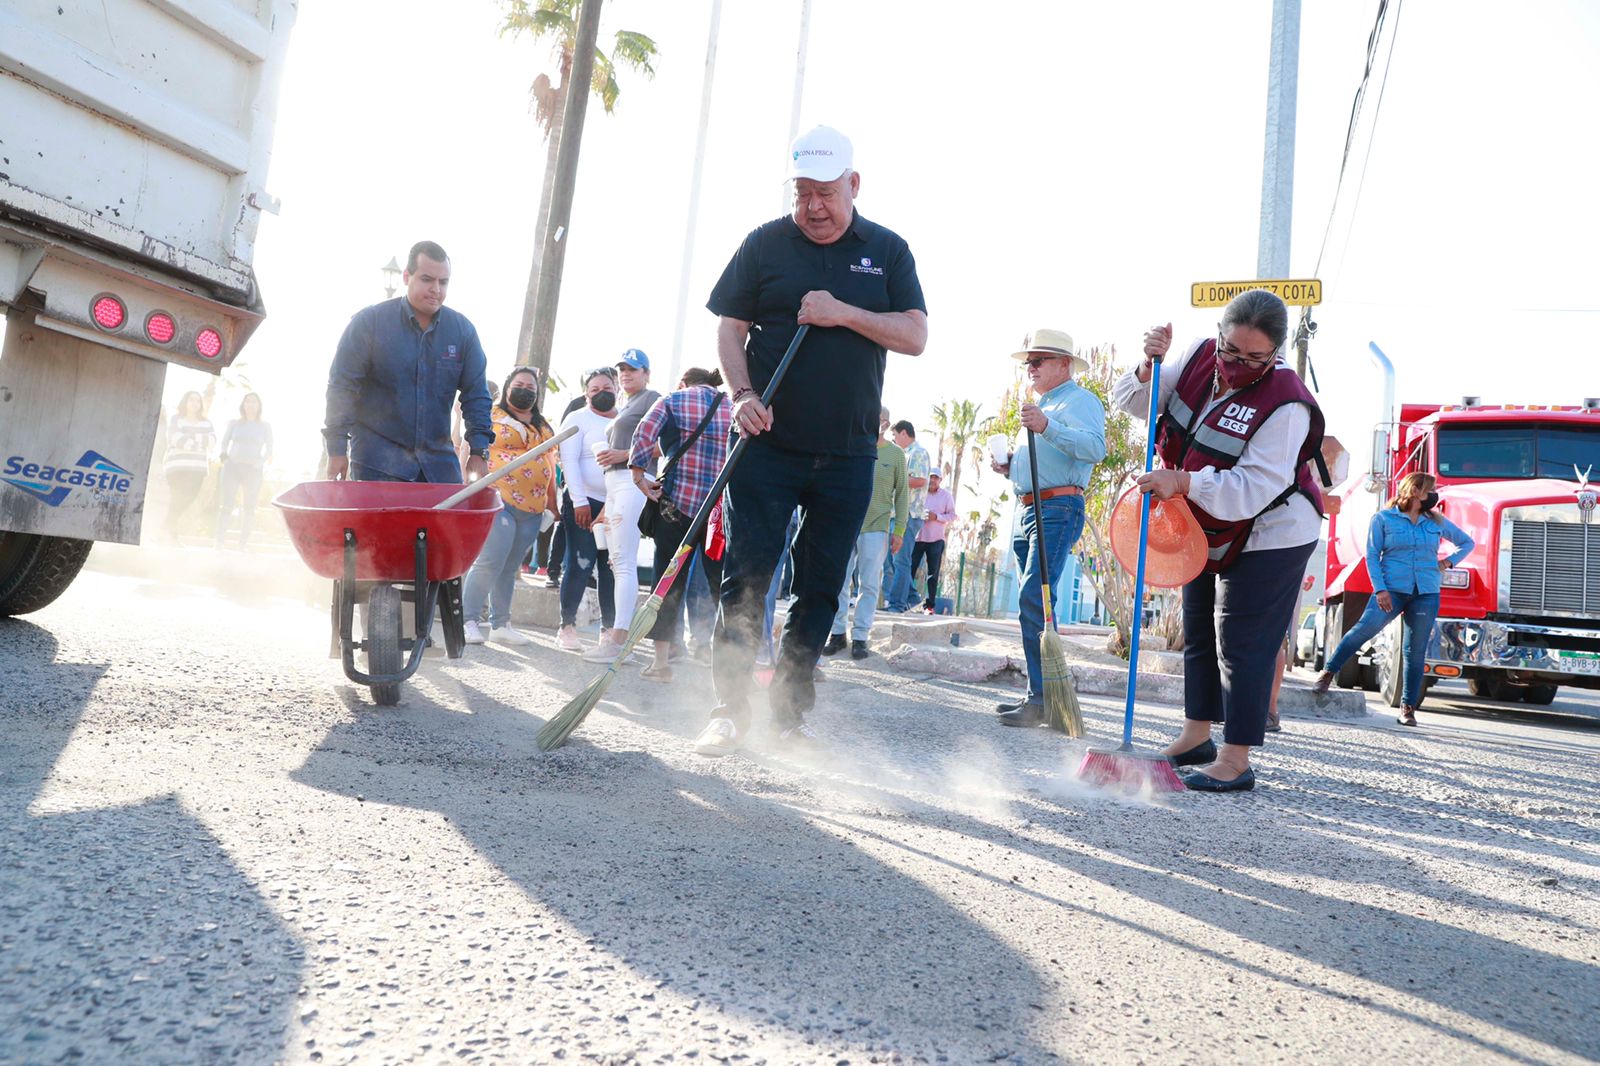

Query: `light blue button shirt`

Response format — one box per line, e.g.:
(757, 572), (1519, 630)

(1366, 507), (1475, 594)
(1010, 380), (1107, 493)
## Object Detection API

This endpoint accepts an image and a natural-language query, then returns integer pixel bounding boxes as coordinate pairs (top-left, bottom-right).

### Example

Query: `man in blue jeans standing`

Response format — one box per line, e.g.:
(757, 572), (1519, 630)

(991, 329), (1107, 727)
(883, 419), (930, 611)
(695, 125), (928, 758)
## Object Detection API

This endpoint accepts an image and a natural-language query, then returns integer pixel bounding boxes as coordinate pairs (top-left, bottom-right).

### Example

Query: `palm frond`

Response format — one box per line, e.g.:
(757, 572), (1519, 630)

(610, 30), (659, 76)
(590, 51), (620, 111)
(499, 0), (576, 41)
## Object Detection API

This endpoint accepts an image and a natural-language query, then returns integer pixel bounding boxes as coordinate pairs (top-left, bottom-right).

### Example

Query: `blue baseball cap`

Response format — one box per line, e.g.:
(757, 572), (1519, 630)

(615, 348), (650, 372)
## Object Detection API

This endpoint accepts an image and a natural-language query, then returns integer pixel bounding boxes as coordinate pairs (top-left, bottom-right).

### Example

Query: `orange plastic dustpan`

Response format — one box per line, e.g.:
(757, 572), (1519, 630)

(1109, 486), (1208, 589)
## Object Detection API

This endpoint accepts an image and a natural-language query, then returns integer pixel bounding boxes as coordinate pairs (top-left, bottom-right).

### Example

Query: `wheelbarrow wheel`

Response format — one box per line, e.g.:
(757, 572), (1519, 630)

(366, 583), (403, 706)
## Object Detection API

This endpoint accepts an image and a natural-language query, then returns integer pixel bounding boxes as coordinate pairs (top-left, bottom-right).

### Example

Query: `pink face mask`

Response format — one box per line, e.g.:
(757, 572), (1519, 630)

(1217, 358), (1271, 392)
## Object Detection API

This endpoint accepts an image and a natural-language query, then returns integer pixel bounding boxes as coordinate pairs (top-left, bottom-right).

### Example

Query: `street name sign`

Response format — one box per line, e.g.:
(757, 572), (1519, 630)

(1191, 278), (1322, 308)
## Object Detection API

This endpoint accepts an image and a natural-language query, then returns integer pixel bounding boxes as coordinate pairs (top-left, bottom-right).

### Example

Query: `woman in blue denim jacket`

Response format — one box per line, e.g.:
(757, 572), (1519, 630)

(1313, 472), (1474, 724)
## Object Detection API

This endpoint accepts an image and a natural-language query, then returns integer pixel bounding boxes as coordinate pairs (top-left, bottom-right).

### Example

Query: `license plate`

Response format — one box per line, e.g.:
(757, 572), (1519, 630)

(1555, 650), (1600, 675)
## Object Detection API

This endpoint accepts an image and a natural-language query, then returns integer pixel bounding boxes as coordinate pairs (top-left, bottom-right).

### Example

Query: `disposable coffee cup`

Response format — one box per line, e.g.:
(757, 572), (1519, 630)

(987, 433), (1011, 466)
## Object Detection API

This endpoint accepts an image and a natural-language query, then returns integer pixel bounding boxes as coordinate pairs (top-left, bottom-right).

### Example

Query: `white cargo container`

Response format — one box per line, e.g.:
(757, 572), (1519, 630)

(0, 0), (297, 613)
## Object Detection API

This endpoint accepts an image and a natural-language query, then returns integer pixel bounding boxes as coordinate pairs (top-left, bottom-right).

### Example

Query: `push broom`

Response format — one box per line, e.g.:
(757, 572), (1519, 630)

(1023, 427), (1083, 737)
(537, 325), (810, 751)
(1076, 354), (1186, 791)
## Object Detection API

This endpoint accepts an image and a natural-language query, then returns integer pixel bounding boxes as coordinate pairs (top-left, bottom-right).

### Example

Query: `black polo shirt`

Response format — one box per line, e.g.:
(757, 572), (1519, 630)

(707, 212), (925, 457)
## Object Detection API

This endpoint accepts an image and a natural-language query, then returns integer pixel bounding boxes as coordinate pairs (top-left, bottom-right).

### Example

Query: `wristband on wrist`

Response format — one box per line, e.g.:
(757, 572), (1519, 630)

(732, 387), (755, 402)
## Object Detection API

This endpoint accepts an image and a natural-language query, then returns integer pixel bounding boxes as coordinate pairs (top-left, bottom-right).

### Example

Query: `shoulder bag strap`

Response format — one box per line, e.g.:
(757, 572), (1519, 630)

(659, 392), (721, 483)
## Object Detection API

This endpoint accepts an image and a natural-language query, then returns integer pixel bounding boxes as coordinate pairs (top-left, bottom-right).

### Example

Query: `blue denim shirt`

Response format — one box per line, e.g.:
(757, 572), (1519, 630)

(1010, 380), (1107, 493)
(324, 298), (493, 483)
(1366, 507), (1475, 594)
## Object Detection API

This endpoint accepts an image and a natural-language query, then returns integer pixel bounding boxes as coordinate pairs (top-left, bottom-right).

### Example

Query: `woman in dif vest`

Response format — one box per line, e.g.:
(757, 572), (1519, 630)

(1111, 290), (1323, 793)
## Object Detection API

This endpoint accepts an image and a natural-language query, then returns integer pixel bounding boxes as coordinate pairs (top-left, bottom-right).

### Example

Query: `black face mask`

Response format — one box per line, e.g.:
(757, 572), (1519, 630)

(590, 389), (617, 413)
(1421, 491), (1440, 511)
(507, 387), (538, 410)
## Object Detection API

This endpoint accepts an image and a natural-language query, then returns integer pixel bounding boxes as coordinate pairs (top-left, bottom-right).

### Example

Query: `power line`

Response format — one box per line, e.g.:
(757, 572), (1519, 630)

(1331, 0), (1404, 291)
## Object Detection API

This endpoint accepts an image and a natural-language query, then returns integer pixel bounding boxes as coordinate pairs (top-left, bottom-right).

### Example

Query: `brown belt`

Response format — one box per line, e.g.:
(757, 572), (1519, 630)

(1019, 485), (1083, 506)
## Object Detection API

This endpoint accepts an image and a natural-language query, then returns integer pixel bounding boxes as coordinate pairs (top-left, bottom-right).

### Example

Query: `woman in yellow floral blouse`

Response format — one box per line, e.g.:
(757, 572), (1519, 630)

(462, 367), (558, 645)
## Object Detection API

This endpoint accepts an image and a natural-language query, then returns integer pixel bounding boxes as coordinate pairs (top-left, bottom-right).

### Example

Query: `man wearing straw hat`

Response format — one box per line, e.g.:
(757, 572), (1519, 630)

(991, 329), (1107, 727)
(696, 124), (928, 758)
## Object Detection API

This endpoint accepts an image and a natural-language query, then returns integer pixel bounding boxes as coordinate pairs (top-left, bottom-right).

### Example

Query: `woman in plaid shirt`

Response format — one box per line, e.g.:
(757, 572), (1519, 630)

(629, 368), (732, 681)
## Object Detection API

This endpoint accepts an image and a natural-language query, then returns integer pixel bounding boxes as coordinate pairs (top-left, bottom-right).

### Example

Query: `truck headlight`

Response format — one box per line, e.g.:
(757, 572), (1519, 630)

(1440, 568), (1471, 589)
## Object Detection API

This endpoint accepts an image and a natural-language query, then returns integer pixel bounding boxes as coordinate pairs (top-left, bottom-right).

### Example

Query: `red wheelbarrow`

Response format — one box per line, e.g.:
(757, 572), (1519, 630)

(273, 426), (574, 706)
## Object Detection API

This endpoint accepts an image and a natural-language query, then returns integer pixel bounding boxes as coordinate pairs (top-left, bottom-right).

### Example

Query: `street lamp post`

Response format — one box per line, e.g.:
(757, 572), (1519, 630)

(380, 256), (401, 299)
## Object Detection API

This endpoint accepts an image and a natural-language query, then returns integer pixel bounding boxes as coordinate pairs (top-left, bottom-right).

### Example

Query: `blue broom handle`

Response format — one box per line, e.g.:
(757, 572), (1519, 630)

(1121, 356), (1162, 749)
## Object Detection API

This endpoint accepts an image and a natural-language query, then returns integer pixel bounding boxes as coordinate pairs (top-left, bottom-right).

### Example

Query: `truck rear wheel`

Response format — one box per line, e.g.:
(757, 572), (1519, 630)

(1467, 676), (1516, 701)
(0, 532), (93, 617)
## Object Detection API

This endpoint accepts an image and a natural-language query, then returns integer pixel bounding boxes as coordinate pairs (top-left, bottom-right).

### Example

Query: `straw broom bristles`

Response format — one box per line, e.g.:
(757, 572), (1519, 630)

(1039, 577), (1084, 737)
(537, 543), (693, 751)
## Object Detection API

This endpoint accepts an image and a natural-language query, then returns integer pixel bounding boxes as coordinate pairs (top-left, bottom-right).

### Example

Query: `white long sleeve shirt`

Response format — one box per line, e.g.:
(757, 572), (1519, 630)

(1111, 338), (1321, 554)
(557, 406), (615, 506)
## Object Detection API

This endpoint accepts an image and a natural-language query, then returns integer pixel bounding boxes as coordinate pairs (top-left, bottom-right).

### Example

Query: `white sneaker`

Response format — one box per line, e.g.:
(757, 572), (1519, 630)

(582, 640), (630, 663)
(463, 620), (486, 645)
(556, 626), (584, 652)
(692, 717), (744, 758)
(489, 625), (533, 646)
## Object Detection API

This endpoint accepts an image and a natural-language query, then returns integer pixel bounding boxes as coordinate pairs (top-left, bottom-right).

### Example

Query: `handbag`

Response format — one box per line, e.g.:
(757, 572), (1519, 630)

(638, 394), (721, 538)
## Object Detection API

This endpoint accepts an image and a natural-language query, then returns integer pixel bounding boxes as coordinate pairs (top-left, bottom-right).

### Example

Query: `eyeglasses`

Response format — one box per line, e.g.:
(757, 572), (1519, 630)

(1023, 355), (1062, 369)
(1216, 334), (1276, 369)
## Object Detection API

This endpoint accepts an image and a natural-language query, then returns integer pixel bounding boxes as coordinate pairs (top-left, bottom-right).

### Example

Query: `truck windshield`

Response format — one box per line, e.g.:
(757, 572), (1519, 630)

(1437, 424), (1600, 479)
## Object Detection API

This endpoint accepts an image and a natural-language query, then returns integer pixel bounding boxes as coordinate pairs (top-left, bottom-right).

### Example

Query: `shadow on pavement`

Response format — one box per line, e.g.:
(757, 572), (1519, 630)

(0, 618), (304, 1063)
(290, 693), (1056, 1062)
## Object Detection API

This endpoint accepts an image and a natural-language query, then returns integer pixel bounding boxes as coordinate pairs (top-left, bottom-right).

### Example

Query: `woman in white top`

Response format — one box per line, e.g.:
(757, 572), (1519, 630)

(1111, 290), (1324, 794)
(585, 349), (661, 662)
(555, 369), (619, 652)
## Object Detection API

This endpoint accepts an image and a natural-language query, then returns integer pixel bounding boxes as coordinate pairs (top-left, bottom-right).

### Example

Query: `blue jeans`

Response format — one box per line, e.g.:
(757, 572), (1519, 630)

(1326, 589), (1440, 707)
(686, 554), (717, 648)
(884, 515), (924, 610)
(832, 530), (892, 641)
(714, 442), (874, 728)
(760, 509), (803, 663)
(558, 494), (614, 629)
(463, 505), (543, 629)
(1012, 496), (1086, 702)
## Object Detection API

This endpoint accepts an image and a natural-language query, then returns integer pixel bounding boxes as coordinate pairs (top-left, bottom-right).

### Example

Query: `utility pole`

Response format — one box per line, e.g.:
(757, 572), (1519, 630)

(784, 0), (811, 207)
(525, 0), (604, 385)
(1257, 0), (1308, 377)
(668, 0), (723, 384)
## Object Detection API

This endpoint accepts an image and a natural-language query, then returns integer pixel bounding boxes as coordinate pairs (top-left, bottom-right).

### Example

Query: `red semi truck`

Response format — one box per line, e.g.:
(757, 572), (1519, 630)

(1315, 344), (1600, 707)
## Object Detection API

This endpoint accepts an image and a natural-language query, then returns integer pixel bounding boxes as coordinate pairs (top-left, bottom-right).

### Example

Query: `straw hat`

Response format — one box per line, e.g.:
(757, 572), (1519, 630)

(1010, 328), (1090, 377)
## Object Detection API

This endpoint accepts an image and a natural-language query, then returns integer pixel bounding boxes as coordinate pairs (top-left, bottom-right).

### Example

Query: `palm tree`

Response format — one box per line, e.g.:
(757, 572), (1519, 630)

(929, 401), (949, 474)
(501, 1), (657, 371)
(941, 398), (983, 504)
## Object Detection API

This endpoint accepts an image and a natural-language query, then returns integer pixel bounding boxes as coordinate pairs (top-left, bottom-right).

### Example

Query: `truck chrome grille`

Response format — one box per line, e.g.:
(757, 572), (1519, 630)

(1509, 520), (1599, 614)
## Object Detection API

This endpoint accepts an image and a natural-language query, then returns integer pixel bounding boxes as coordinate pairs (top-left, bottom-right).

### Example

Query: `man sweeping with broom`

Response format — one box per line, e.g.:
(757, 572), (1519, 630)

(991, 329), (1106, 729)
(693, 125), (928, 758)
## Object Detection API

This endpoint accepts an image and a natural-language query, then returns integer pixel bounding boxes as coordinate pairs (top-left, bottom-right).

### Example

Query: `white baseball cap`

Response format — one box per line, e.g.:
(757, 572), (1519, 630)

(787, 125), (853, 182)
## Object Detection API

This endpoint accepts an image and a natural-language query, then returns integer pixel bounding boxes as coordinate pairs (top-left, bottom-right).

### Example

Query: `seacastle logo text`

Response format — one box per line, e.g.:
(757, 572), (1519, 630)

(2, 451), (134, 507)
(850, 256), (884, 276)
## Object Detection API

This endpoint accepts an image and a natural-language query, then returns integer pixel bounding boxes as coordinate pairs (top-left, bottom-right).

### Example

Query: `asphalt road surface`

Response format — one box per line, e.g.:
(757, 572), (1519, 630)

(3, 553), (1597, 1065)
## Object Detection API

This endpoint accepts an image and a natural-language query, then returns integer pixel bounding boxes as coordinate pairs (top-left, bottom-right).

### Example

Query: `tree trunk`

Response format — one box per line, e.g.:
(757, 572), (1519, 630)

(945, 438), (964, 504)
(514, 104), (566, 371)
(525, 0), (604, 384)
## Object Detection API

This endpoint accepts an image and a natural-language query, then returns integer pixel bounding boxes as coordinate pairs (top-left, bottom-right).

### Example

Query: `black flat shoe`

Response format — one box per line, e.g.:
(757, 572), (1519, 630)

(995, 698), (1027, 714)
(1166, 738), (1217, 768)
(822, 634), (847, 656)
(998, 702), (1047, 728)
(1182, 767), (1255, 793)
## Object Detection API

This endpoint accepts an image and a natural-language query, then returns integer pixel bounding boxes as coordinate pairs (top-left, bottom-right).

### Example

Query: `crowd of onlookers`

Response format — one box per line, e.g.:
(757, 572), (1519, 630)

(451, 348), (956, 681)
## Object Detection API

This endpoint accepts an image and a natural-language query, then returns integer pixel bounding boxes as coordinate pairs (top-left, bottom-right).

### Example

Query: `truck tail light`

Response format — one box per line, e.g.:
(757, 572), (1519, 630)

(1440, 568), (1471, 589)
(195, 327), (224, 360)
(1431, 664), (1462, 678)
(144, 311), (177, 345)
(91, 294), (127, 331)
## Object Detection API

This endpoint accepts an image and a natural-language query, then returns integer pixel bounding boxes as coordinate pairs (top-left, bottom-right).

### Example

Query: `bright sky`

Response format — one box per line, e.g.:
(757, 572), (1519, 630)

(207, 0), (1597, 503)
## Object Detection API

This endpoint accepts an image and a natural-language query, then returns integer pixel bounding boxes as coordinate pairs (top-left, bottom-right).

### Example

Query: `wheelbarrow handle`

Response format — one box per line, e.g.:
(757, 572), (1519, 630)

(432, 423), (579, 511)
